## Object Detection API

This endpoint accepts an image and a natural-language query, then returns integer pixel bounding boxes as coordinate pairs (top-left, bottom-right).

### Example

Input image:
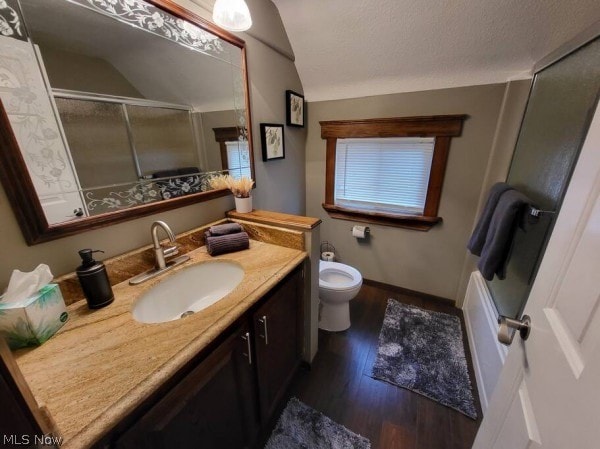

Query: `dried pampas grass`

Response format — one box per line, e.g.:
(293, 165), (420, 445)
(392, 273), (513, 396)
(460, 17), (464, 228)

(209, 174), (254, 198)
(209, 174), (232, 191)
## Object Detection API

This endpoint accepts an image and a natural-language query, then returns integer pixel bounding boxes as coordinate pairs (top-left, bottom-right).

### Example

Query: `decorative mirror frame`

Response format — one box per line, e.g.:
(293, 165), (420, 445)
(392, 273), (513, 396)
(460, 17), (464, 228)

(0, 0), (254, 245)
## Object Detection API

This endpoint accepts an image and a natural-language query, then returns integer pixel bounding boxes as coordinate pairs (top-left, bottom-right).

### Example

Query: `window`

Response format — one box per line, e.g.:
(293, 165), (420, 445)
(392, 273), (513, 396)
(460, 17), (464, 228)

(226, 141), (252, 179)
(213, 127), (254, 180)
(321, 115), (466, 231)
(335, 137), (434, 215)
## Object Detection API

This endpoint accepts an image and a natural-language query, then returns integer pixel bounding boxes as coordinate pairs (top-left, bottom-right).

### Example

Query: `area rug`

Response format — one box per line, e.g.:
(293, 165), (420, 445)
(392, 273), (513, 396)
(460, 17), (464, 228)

(264, 397), (371, 449)
(371, 299), (477, 419)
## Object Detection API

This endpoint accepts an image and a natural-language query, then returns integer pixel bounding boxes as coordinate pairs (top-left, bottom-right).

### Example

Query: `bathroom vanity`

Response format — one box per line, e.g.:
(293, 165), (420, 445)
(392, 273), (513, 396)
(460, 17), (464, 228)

(12, 225), (307, 449)
(115, 265), (303, 449)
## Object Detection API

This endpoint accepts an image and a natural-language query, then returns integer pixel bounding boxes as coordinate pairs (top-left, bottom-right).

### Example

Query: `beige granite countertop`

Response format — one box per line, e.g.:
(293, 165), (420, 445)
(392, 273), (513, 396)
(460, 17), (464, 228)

(14, 240), (306, 449)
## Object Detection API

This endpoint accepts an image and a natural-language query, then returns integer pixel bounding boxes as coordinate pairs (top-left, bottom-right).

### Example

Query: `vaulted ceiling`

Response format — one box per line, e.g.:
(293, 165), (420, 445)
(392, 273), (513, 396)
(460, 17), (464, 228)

(272, 0), (600, 101)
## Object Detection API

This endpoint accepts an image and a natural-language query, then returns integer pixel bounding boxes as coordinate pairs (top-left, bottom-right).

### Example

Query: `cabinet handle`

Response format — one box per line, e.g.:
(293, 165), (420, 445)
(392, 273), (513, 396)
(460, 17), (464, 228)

(241, 331), (252, 365)
(258, 315), (269, 345)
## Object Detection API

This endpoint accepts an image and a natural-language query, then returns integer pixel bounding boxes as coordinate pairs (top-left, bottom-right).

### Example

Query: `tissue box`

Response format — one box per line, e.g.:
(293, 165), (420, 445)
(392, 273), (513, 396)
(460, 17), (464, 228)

(0, 284), (68, 349)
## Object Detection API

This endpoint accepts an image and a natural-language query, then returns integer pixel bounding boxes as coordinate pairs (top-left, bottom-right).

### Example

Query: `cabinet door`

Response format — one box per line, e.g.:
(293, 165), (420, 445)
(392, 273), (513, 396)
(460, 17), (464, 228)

(253, 268), (303, 423)
(116, 325), (259, 449)
(0, 339), (56, 448)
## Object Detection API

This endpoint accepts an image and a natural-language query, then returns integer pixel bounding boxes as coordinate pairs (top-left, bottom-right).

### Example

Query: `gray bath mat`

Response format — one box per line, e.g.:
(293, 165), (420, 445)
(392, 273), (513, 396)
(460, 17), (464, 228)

(371, 299), (477, 419)
(264, 397), (371, 449)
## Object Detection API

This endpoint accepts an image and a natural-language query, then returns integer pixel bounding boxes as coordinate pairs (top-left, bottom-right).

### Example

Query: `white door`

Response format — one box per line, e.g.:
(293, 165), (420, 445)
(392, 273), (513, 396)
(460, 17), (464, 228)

(473, 104), (600, 448)
(0, 37), (86, 224)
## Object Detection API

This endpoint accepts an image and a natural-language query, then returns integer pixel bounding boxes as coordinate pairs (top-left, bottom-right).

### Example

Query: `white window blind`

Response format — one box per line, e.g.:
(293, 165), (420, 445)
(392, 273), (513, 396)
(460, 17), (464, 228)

(335, 137), (435, 215)
(226, 141), (251, 179)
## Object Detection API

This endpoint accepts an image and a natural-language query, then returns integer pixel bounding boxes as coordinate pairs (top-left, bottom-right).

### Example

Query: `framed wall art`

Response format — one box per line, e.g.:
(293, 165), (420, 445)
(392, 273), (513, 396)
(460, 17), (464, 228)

(286, 90), (304, 127)
(260, 123), (285, 161)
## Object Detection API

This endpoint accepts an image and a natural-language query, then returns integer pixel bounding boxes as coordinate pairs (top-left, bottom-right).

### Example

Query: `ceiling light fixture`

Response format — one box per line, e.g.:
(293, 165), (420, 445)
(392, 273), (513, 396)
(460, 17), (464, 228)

(212, 0), (252, 32)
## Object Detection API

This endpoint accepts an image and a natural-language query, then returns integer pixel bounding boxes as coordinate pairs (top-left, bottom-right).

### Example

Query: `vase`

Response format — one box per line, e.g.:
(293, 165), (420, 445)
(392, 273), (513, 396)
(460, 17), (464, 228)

(234, 195), (252, 213)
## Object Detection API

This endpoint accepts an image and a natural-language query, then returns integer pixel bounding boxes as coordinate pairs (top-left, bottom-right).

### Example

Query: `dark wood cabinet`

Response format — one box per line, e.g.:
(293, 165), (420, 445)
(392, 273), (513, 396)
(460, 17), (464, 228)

(113, 265), (303, 449)
(253, 268), (303, 423)
(0, 339), (58, 449)
(116, 325), (259, 449)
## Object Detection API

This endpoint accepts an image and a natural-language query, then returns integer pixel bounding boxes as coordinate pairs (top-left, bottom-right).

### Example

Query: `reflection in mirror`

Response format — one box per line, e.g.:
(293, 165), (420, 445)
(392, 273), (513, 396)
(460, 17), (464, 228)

(53, 94), (212, 216)
(0, 0), (253, 231)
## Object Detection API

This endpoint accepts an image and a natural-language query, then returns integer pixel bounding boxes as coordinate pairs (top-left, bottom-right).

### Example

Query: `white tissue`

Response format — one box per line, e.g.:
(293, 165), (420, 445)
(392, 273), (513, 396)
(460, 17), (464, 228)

(352, 225), (368, 239)
(321, 251), (335, 261)
(2, 264), (53, 304)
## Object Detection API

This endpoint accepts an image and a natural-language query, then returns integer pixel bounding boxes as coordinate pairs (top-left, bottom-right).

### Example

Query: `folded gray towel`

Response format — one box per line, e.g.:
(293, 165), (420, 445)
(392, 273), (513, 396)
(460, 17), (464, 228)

(206, 232), (250, 256)
(209, 223), (243, 236)
(468, 182), (514, 256)
(478, 190), (530, 280)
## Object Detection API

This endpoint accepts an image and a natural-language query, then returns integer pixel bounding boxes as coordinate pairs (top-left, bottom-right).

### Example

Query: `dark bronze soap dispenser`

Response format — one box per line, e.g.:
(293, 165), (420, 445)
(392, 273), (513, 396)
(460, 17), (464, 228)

(76, 249), (114, 309)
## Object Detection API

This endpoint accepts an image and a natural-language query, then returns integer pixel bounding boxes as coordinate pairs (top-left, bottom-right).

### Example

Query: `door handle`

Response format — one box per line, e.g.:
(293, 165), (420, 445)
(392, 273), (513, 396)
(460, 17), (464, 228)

(497, 315), (531, 345)
(241, 331), (252, 365)
(258, 315), (269, 345)
(65, 208), (84, 219)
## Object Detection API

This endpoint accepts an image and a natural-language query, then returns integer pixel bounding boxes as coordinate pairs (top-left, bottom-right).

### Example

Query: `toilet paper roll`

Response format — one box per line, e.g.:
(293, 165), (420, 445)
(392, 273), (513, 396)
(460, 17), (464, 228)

(321, 251), (335, 261)
(352, 225), (368, 239)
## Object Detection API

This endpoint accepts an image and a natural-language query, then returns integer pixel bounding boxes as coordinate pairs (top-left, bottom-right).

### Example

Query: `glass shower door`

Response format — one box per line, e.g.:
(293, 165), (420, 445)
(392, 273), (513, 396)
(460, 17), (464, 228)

(488, 37), (600, 319)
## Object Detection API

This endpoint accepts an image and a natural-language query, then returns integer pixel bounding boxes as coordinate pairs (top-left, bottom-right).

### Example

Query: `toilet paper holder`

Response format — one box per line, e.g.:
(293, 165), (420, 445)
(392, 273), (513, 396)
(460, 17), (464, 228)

(351, 225), (370, 237)
(320, 241), (337, 261)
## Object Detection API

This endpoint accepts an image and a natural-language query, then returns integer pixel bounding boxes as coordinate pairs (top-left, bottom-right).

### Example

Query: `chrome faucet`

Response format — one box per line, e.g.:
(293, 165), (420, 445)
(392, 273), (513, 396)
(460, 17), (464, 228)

(151, 221), (179, 269)
(129, 221), (190, 285)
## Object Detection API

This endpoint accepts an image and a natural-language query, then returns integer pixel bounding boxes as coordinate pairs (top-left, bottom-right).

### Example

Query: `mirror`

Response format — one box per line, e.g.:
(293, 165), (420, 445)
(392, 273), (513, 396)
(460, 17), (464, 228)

(0, 0), (253, 244)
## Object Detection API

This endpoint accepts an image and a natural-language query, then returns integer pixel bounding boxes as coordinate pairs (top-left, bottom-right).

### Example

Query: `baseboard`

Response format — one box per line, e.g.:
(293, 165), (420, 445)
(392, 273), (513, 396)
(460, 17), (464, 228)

(362, 278), (455, 306)
(462, 271), (508, 413)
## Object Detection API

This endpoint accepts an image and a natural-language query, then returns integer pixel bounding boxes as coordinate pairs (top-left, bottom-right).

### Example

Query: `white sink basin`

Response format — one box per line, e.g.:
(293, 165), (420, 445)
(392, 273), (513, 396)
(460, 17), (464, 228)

(132, 261), (244, 324)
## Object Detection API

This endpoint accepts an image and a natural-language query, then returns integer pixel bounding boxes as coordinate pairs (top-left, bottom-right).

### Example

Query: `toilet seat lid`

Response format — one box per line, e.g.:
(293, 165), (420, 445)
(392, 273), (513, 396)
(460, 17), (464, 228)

(319, 261), (362, 291)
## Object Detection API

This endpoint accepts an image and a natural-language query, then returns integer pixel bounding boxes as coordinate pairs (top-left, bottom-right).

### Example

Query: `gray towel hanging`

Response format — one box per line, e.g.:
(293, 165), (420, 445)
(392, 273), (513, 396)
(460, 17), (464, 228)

(467, 182), (513, 256)
(477, 190), (531, 281)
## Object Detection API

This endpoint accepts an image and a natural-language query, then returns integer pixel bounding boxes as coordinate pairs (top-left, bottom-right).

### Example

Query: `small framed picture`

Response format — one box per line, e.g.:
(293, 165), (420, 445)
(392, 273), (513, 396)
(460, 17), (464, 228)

(286, 90), (304, 127)
(260, 123), (285, 161)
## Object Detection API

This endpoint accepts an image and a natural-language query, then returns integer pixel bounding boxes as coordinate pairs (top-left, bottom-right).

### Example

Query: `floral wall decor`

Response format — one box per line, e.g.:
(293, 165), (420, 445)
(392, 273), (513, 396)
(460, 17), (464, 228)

(260, 123), (285, 161)
(286, 90), (304, 127)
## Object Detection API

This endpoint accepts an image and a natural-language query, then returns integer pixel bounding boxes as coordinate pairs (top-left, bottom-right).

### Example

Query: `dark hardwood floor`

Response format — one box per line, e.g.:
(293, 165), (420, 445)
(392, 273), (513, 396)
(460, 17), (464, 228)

(278, 282), (482, 449)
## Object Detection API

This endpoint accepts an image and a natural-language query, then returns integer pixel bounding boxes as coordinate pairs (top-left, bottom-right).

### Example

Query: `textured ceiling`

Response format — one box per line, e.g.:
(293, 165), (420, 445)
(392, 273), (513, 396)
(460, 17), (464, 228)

(272, 0), (600, 101)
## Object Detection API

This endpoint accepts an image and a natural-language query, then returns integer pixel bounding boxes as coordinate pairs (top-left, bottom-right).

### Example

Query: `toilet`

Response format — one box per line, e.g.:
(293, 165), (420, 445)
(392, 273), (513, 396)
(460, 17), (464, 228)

(318, 261), (363, 332)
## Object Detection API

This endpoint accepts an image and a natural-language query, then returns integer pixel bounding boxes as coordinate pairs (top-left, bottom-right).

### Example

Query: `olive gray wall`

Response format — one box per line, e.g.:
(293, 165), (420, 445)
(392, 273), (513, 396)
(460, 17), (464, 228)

(0, 0), (305, 290)
(39, 45), (144, 98)
(197, 110), (238, 172)
(305, 81), (531, 301)
(456, 80), (532, 305)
